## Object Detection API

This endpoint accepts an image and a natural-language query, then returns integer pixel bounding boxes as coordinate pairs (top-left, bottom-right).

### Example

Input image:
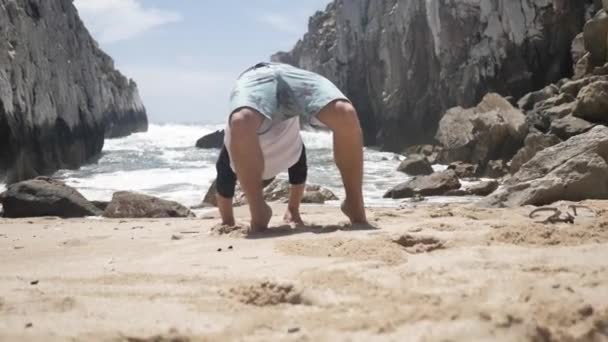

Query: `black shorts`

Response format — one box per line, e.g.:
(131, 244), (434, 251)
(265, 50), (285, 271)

(215, 144), (307, 198)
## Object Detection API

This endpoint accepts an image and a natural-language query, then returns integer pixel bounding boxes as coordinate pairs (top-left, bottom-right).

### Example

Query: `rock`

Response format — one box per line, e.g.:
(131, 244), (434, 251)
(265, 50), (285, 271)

(402, 145), (442, 164)
(483, 160), (509, 179)
(574, 80), (608, 123)
(397, 155), (433, 176)
(0, 1), (148, 183)
(435, 94), (528, 166)
(202, 179), (338, 207)
(550, 115), (597, 140)
(444, 189), (467, 197)
(593, 62), (608, 75)
(272, 0), (588, 151)
(447, 162), (478, 179)
(517, 85), (559, 111)
(510, 133), (562, 174)
(583, 10), (608, 66)
(91, 201), (110, 212)
(0, 177), (102, 218)
(384, 170), (461, 199)
(560, 75), (608, 97)
(571, 33), (586, 68)
(467, 181), (500, 197)
(527, 101), (577, 132)
(574, 53), (593, 79)
(104, 192), (195, 218)
(481, 126), (608, 207)
(196, 130), (225, 149)
(539, 93), (576, 108)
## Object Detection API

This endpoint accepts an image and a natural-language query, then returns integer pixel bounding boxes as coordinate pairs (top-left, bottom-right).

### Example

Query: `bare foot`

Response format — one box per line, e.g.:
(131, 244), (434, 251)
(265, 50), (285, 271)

(250, 203), (272, 232)
(283, 208), (304, 225)
(341, 199), (367, 225)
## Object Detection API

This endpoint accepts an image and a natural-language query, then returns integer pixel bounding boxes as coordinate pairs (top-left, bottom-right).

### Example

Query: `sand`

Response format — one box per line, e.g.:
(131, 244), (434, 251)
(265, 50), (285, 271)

(1, 201), (608, 341)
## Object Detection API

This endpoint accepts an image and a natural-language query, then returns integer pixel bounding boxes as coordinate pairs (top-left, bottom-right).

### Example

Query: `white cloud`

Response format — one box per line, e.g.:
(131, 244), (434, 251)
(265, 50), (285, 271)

(73, 0), (181, 44)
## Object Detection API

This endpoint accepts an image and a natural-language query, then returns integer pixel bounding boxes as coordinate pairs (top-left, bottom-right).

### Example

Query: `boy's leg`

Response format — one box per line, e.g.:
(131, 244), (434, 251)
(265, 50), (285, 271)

(285, 144), (307, 224)
(228, 108), (272, 231)
(316, 101), (367, 224)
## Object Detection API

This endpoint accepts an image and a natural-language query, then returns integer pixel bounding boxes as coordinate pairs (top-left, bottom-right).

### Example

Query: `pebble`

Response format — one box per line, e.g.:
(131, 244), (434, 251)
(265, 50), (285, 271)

(30, 280), (39, 285)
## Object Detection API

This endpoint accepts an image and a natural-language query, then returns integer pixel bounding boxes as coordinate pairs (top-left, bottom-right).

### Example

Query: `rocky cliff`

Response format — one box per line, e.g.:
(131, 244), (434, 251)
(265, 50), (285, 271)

(0, 0), (148, 183)
(273, 0), (592, 151)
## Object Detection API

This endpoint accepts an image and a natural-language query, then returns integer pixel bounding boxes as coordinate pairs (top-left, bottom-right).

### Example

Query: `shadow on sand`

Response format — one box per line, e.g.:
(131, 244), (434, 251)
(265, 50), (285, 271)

(245, 222), (379, 240)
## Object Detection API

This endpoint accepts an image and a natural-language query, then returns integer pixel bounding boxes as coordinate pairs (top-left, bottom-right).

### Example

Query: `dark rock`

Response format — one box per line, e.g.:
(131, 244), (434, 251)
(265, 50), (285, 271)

(481, 126), (608, 207)
(447, 162), (479, 179)
(467, 181), (500, 197)
(517, 85), (559, 111)
(593, 62), (608, 75)
(527, 101), (577, 132)
(483, 160), (509, 179)
(550, 115), (597, 140)
(384, 171), (461, 199)
(510, 133), (562, 174)
(583, 10), (608, 66)
(574, 81), (608, 123)
(435, 94), (528, 167)
(0, 177), (102, 218)
(574, 53), (594, 80)
(272, 1), (588, 151)
(0, 1), (148, 183)
(201, 179), (219, 207)
(91, 201), (110, 212)
(397, 155), (433, 176)
(104, 192), (195, 218)
(196, 130), (225, 149)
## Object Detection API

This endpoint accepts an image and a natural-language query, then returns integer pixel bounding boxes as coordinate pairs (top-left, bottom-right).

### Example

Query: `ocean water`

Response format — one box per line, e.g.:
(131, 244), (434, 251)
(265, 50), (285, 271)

(1, 123), (478, 209)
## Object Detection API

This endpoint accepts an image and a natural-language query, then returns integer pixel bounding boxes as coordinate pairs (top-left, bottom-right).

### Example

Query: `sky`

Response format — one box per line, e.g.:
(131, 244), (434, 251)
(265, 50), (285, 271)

(73, 0), (333, 124)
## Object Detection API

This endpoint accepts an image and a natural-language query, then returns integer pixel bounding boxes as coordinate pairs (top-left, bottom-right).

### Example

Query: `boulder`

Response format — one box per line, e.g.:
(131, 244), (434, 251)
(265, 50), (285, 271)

(447, 162), (479, 179)
(397, 155), (434, 176)
(573, 53), (593, 79)
(560, 75), (608, 97)
(436, 94), (528, 166)
(574, 80), (608, 123)
(510, 133), (562, 174)
(517, 85), (559, 111)
(583, 10), (608, 66)
(527, 101), (577, 132)
(593, 62), (608, 75)
(402, 145), (442, 164)
(196, 130), (225, 149)
(384, 171), (461, 199)
(0, 177), (102, 218)
(571, 33), (586, 68)
(550, 115), (597, 140)
(104, 192), (195, 218)
(467, 181), (500, 197)
(483, 160), (509, 179)
(91, 201), (110, 212)
(481, 126), (608, 207)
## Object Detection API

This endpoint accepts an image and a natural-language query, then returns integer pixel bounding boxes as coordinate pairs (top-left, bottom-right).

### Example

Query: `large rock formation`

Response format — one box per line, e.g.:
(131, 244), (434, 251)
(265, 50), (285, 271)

(0, 0), (148, 183)
(273, 0), (591, 151)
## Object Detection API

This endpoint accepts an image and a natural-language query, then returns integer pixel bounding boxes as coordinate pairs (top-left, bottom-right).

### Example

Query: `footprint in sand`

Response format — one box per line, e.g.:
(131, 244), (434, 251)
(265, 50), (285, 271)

(222, 281), (311, 306)
(393, 234), (446, 254)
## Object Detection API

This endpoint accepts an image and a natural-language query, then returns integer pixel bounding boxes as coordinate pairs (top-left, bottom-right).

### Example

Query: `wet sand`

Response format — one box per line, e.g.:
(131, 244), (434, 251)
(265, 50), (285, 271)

(1, 201), (607, 341)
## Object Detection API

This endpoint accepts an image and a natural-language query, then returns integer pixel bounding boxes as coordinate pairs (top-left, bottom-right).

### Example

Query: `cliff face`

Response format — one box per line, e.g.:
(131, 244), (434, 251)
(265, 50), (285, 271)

(0, 0), (148, 183)
(273, 0), (592, 151)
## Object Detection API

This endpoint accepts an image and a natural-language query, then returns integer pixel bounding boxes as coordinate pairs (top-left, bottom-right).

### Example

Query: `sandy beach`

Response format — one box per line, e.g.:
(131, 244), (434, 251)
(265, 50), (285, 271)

(1, 201), (607, 341)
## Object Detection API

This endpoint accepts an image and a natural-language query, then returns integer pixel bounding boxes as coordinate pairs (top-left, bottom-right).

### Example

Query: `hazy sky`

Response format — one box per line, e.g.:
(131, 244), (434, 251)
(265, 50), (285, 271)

(73, 0), (332, 124)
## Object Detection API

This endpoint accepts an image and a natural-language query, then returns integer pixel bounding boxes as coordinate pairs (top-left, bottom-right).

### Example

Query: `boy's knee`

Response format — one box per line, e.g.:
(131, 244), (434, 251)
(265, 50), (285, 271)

(333, 101), (361, 131)
(229, 108), (263, 134)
